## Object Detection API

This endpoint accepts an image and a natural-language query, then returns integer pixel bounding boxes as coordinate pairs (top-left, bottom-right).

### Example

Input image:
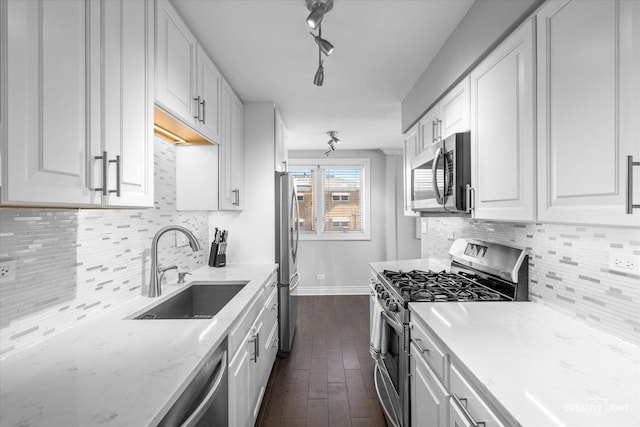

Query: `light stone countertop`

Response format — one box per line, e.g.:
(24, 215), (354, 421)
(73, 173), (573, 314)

(409, 302), (640, 427)
(0, 263), (278, 427)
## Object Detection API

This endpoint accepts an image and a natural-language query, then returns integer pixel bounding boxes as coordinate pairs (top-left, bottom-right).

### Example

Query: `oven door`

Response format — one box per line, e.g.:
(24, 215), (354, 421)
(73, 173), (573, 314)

(375, 309), (404, 427)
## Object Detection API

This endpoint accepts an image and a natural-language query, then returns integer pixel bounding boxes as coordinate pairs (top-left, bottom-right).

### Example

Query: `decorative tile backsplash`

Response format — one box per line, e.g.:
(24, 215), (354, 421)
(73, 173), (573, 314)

(0, 138), (209, 358)
(421, 217), (640, 345)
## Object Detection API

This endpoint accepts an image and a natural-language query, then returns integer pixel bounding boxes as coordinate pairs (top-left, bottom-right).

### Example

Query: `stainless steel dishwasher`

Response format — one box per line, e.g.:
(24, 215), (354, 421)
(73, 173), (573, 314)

(158, 339), (228, 427)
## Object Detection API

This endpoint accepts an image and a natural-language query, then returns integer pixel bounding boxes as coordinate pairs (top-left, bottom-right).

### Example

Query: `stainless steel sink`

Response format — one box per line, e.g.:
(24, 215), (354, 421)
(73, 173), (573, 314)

(133, 281), (248, 320)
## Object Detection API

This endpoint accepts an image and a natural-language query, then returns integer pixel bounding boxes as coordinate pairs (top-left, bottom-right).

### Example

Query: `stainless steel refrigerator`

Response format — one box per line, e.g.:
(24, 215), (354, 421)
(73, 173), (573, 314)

(275, 172), (300, 356)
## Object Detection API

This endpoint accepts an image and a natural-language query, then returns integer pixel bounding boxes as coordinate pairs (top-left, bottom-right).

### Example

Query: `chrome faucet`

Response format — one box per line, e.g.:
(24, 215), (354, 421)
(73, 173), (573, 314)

(149, 226), (201, 297)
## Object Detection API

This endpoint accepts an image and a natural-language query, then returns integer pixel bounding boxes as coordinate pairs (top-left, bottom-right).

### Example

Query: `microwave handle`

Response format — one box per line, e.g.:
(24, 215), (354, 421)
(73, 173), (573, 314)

(432, 147), (443, 204)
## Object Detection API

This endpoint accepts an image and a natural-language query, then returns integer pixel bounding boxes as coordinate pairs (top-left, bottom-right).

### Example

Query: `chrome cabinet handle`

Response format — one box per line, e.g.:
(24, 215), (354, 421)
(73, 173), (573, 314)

(451, 394), (486, 427)
(627, 155), (640, 214)
(437, 119), (442, 141)
(200, 98), (206, 124)
(180, 351), (227, 427)
(412, 338), (429, 354)
(193, 96), (202, 121)
(465, 184), (475, 213)
(432, 121), (437, 143)
(249, 331), (259, 362)
(232, 189), (240, 206)
(271, 338), (279, 349)
(108, 155), (121, 197)
(93, 151), (108, 196)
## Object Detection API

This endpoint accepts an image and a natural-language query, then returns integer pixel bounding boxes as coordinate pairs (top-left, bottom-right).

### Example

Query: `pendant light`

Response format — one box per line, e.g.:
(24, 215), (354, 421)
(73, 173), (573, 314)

(310, 25), (334, 56)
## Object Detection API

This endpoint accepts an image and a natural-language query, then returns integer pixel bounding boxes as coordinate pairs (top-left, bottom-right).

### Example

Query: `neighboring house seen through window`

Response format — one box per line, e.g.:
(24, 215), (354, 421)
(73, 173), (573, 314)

(290, 158), (371, 240)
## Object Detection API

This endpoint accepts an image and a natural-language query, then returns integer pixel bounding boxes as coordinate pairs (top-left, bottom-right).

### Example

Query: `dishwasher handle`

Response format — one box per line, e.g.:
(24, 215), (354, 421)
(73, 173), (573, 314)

(181, 351), (227, 427)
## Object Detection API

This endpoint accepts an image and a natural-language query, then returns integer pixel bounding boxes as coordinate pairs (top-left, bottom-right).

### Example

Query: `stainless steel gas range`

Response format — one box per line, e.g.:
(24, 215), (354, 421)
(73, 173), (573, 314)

(369, 238), (529, 427)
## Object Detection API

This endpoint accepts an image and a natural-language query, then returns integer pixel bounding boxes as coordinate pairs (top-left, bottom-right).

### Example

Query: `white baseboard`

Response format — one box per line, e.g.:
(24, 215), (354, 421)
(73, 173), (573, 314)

(294, 285), (370, 296)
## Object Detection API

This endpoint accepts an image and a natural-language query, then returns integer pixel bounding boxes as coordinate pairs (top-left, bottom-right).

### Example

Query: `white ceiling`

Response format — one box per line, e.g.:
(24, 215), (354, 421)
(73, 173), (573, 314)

(172, 0), (474, 151)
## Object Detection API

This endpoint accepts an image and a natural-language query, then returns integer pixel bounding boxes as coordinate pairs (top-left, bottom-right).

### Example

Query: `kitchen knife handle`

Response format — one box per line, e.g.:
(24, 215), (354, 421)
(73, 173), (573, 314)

(93, 151), (108, 196)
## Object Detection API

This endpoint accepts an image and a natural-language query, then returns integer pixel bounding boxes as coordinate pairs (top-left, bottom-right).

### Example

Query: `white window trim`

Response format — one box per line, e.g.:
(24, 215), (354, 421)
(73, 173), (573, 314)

(290, 158), (371, 241)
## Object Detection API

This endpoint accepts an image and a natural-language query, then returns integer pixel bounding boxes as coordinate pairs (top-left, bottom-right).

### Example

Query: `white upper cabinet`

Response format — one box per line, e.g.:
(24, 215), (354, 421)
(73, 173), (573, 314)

(156, 0), (222, 144)
(403, 124), (419, 216)
(195, 45), (222, 143)
(2, 0), (154, 208)
(470, 19), (535, 221)
(537, 0), (640, 227)
(3, 0), (93, 206)
(101, 0), (154, 208)
(440, 76), (471, 139)
(155, 0), (196, 124)
(416, 77), (470, 155)
(219, 81), (244, 211)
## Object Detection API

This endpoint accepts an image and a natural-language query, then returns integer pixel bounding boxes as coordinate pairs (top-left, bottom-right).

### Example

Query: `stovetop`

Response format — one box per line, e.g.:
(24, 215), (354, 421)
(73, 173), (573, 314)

(381, 269), (511, 302)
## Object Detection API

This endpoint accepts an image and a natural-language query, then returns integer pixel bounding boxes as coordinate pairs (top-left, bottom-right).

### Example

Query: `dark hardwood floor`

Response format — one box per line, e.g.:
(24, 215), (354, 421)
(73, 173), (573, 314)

(256, 295), (388, 427)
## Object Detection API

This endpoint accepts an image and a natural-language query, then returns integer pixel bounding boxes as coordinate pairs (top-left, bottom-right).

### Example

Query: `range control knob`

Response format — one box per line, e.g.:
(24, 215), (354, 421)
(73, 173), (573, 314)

(381, 291), (390, 300)
(387, 301), (399, 312)
(375, 284), (383, 293)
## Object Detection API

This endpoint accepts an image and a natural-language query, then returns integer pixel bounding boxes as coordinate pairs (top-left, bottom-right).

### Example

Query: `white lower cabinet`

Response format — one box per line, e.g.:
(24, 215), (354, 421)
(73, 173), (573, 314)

(228, 273), (278, 427)
(448, 363), (504, 427)
(410, 342), (449, 427)
(470, 19), (535, 221)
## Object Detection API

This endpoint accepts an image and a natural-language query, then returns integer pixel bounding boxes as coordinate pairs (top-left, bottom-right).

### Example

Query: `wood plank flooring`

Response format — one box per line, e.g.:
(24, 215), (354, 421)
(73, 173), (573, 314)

(256, 295), (387, 427)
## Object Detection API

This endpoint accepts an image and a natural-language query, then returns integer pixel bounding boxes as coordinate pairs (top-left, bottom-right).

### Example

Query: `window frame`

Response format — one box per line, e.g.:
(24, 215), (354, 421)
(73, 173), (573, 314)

(290, 158), (371, 241)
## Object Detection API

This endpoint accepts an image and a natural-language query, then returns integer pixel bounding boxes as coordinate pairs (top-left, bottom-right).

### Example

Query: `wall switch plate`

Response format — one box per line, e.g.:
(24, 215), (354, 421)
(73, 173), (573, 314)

(0, 260), (16, 282)
(608, 252), (640, 275)
(316, 274), (325, 280)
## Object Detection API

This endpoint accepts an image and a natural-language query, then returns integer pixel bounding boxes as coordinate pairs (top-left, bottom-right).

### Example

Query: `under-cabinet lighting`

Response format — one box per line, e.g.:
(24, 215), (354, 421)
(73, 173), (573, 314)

(154, 124), (187, 144)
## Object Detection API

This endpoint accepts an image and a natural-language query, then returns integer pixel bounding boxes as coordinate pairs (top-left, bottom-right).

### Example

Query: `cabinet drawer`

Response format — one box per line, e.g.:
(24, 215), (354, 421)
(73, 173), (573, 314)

(449, 363), (505, 427)
(410, 318), (447, 382)
(229, 287), (265, 357)
(264, 285), (278, 333)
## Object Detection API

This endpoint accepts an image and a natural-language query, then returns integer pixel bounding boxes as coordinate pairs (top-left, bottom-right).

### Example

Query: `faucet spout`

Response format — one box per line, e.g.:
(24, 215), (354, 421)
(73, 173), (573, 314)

(149, 226), (201, 297)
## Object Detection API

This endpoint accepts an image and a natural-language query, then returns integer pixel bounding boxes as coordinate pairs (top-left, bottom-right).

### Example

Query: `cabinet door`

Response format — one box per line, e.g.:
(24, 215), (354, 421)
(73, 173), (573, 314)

(449, 363), (505, 427)
(410, 343), (449, 427)
(403, 125), (419, 216)
(102, 0), (154, 208)
(4, 0), (93, 206)
(219, 81), (235, 210)
(470, 19), (535, 221)
(231, 92), (245, 210)
(537, 0), (640, 227)
(155, 0), (196, 125)
(228, 331), (253, 427)
(418, 107), (440, 153)
(195, 46), (222, 144)
(440, 77), (470, 139)
(252, 314), (267, 425)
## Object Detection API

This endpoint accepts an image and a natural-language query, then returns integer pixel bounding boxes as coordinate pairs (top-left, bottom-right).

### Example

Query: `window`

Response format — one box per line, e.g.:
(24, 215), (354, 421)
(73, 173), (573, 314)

(331, 193), (349, 202)
(290, 158), (370, 240)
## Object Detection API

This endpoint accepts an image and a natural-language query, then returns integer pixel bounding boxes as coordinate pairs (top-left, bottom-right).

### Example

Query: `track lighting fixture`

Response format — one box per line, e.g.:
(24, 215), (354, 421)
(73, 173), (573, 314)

(306, 0), (333, 30)
(310, 25), (334, 56)
(324, 131), (339, 155)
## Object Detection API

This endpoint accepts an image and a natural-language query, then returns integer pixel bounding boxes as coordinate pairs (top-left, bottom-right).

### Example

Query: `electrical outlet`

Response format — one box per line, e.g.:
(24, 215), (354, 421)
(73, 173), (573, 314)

(0, 260), (16, 282)
(608, 252), (640, 275)
(316, 274), (325, 280)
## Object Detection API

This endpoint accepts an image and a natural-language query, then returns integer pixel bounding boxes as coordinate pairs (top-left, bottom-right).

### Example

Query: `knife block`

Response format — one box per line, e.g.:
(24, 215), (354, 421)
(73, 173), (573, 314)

(208, 243), (226, 268)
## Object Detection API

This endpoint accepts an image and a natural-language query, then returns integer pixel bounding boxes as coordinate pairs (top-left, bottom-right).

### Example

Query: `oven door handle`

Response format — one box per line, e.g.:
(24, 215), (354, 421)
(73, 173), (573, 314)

(381, 310), (403, 334)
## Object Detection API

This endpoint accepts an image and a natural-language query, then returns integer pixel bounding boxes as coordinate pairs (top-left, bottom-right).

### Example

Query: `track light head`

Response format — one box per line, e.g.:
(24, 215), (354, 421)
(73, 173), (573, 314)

(313, 60), (324, 86)
(310, 32), (334, 56)
(306, 0), (333, 29)
(327, 131), (339, 144)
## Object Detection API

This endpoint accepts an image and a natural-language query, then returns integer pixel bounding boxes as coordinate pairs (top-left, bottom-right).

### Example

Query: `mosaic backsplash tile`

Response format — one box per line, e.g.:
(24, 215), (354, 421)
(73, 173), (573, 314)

(421, 217), (640, 345)
(0, 138), (209, 358)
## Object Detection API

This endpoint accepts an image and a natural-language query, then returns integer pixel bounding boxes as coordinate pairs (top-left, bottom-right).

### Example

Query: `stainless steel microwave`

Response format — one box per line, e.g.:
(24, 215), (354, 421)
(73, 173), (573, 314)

(410, 131), (471, 214)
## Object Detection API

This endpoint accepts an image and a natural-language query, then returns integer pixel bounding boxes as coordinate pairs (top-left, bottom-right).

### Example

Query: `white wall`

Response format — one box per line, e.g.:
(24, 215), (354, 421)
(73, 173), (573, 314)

(288, 149), (388, 295)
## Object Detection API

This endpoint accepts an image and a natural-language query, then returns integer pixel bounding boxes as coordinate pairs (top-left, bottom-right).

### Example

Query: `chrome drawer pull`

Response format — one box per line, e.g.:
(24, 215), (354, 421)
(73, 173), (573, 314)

(413, 338), (429, 354)
(452, 394), (486, 427)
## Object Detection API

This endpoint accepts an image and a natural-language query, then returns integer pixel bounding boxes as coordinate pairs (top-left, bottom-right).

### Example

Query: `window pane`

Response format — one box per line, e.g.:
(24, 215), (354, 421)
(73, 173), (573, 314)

(291, 169), (315, 233)
(323, 168), (362, 233)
